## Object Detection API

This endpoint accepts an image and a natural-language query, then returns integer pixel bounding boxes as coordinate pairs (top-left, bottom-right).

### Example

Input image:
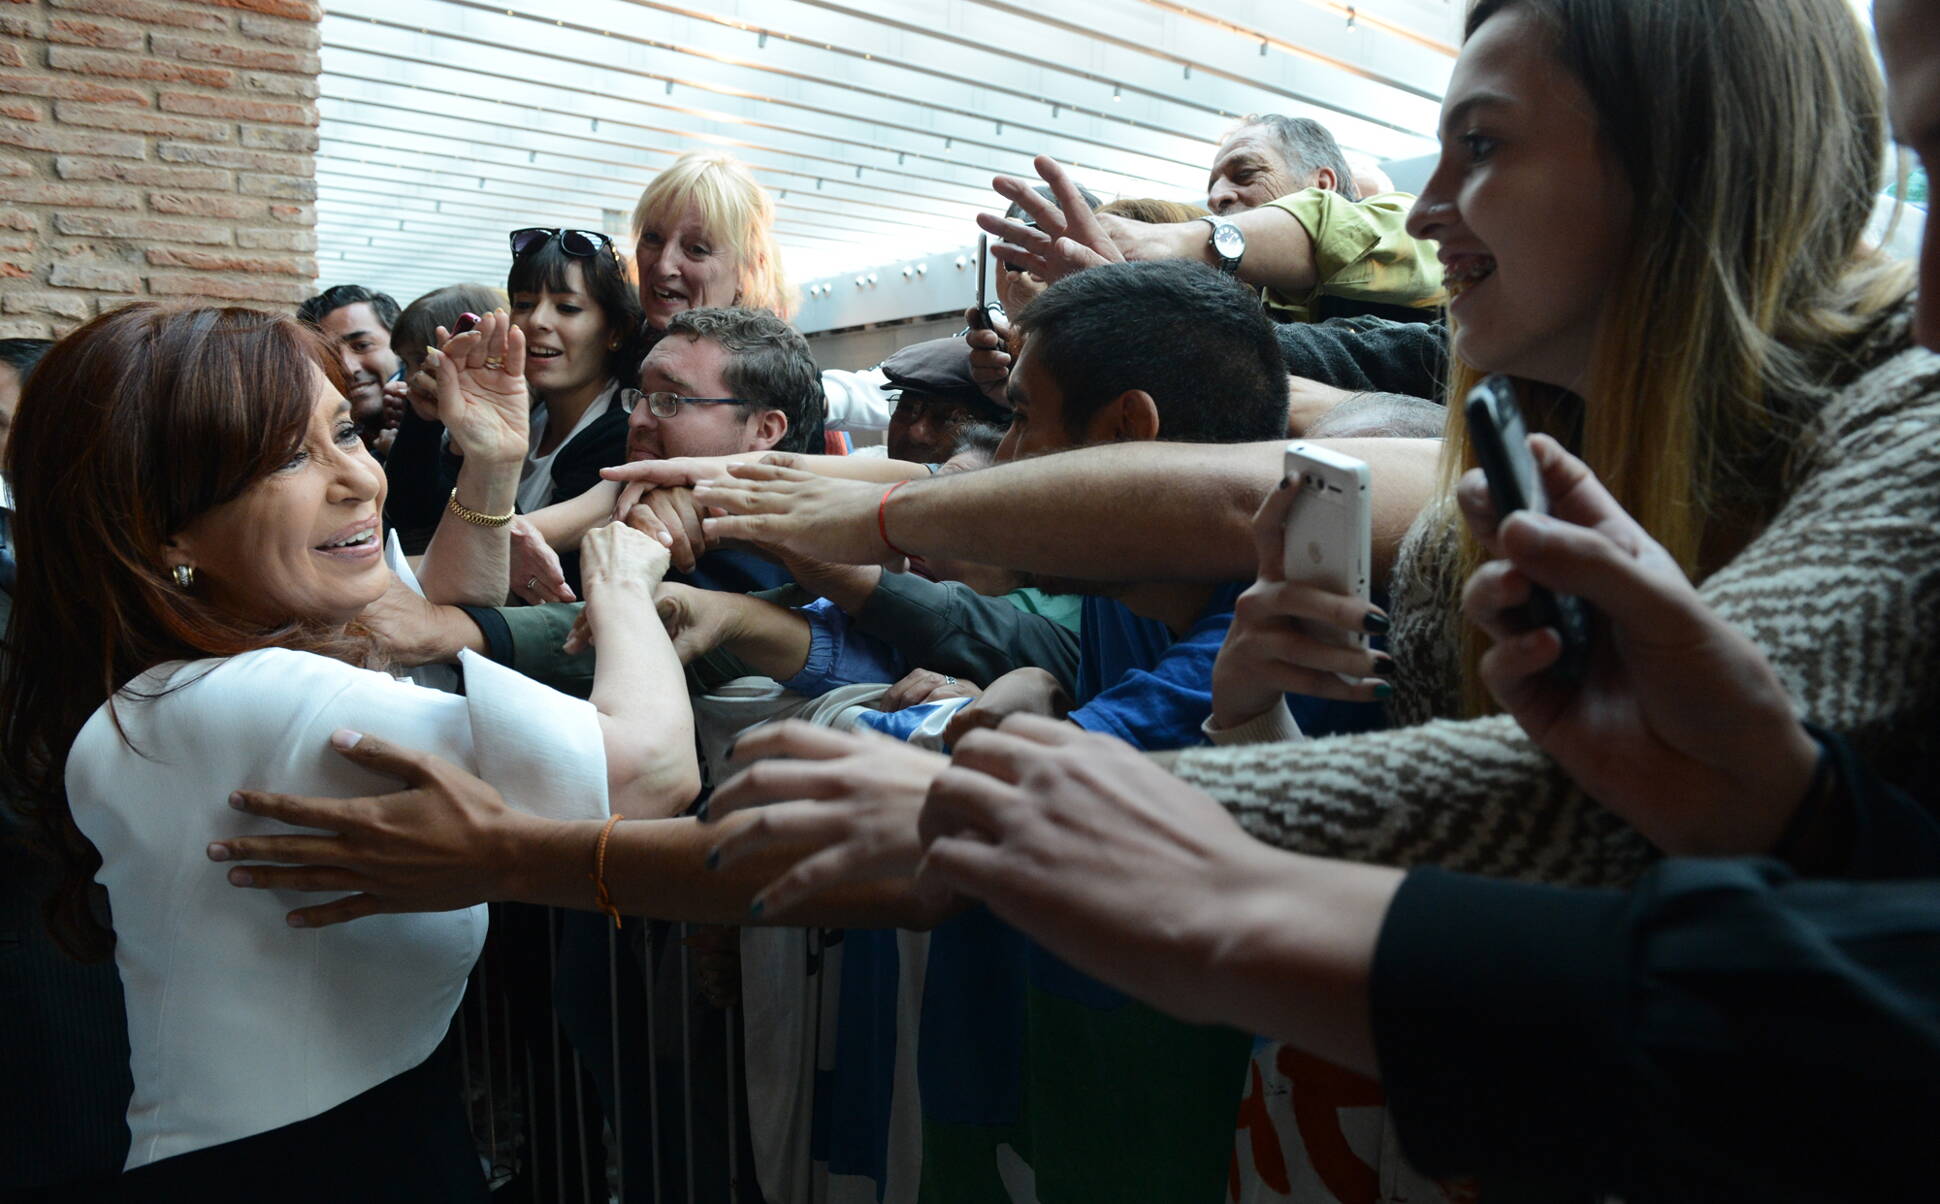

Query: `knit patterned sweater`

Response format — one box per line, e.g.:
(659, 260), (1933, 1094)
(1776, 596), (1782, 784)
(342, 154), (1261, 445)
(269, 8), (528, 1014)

(1166, 308), (1940, 887)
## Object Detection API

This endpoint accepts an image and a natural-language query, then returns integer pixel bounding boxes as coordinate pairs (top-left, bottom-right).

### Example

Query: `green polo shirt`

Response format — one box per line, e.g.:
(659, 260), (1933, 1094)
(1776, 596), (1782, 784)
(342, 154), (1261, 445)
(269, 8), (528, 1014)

(1260, 189), (1446, 323)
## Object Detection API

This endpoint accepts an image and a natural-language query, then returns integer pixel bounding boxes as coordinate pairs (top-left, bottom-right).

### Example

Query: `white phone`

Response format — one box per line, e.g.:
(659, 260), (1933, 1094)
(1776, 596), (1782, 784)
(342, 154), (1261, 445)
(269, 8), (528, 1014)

(1281, 443), (1372, 682)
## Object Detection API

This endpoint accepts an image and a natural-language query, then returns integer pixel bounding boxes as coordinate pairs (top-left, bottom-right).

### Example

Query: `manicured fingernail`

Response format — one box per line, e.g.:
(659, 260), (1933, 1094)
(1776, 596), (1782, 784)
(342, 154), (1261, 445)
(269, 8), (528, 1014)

(228, 792), (245, 810)
(286, 913), (306, 928)
(721, 737), (740, 763)
(1373, 657), (1398, 678)
(694, 800), (711, 823)
(704, 847), (721, 870)
(747, 897), (765, 919)
(1278, 476), (1292, 491)
(227, 868), (253, 887)
(1363, 611), (1391, 634)
(330, 729), (363, 750)
(207, 842), (230, 862)
(1374, 682), (1395, 700)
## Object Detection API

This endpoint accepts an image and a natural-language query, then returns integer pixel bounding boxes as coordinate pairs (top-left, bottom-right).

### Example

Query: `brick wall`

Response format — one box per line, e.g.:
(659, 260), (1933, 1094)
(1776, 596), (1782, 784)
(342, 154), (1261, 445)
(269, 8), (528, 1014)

(0, 0), (321, 338)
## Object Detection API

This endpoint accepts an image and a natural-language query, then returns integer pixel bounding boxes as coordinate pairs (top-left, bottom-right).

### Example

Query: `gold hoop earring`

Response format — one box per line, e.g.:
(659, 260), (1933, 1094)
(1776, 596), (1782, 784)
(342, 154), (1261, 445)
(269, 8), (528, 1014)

(171, 564), (196, 590)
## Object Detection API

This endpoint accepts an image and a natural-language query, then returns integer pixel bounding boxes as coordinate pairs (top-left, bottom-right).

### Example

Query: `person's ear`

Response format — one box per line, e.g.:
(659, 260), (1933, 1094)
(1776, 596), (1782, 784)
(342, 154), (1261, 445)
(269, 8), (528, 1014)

(1312, 166), (1339, 195)
(745, 408), (789, 451)
(1086, 389), (1161, 444)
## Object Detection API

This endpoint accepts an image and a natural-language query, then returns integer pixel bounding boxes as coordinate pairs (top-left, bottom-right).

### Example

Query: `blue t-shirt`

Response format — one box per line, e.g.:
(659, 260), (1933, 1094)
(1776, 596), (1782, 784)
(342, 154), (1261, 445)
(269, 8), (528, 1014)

(1069, 588), (1383, 751)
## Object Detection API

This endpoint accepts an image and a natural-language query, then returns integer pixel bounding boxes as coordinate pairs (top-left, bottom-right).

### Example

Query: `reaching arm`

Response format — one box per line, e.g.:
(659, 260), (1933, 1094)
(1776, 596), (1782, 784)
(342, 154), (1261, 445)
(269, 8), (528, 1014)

(525, 480), (621, 553)
(981, 156), (1320, 294)
(212, 727), (958, 931)
(694, 438), (1438, 588)
(649, 581), (814, 678)
(576, 524), (701, 817)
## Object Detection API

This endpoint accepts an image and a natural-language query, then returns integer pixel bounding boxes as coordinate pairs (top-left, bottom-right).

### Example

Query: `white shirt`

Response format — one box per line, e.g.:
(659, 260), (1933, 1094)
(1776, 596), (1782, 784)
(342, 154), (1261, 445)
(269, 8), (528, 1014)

(66, 647), (608, 1169)
(820, 368), (895, 432)
(518, 380), (621, 513)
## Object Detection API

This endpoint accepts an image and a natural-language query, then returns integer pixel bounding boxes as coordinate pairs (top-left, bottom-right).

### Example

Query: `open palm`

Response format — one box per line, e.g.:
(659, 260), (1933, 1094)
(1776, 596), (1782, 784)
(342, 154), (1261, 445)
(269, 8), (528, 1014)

(429, 308), (528, 466)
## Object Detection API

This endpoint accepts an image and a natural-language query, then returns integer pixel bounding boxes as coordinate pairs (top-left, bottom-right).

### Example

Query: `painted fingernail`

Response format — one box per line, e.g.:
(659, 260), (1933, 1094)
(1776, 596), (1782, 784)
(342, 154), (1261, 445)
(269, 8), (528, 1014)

(694, 799), (712, 824)
(704, 847), (721, 871)
(1363, 611), (1391, 634)
(227, 868), (253, 887)
(228, 792), (246, 810)
(287, 913), (307, 928)
(1278, 476), (1293, 491)
(747, 897), (766, 919)
(207, 842), (231, 862)
(1374, 682), (1395, 701)
(330, 729), (363, 750)
(1373, 656), (1398, 678)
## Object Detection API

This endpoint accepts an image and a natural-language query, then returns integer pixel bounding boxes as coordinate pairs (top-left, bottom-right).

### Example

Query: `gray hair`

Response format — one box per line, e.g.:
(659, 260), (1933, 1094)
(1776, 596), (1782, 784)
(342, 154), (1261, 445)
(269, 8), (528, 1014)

(1237, 114), (1360, 203)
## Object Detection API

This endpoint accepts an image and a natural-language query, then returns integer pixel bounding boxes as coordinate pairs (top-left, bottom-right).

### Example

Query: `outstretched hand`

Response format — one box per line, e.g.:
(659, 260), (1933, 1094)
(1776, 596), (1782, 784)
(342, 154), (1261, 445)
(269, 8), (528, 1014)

(208, 732), (539, 929)
(1458, 434), (1818, 855)
(915, 715), (1392, 1068)
(976, 155), (1124, 284)
(701, 721), (952, 917)
(690, 460), (912, 571)
(428, 308), (528, 466)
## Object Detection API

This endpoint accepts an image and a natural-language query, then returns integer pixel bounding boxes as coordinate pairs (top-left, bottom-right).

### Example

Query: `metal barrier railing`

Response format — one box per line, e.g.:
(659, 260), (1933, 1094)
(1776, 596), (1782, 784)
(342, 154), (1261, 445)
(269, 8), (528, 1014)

(454, 906), (756, 1203)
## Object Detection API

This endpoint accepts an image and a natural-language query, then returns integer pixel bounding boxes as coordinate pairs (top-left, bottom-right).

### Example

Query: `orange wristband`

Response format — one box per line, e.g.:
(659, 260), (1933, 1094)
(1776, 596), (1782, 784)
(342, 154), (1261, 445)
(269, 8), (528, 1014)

(589, 813), (624, 929)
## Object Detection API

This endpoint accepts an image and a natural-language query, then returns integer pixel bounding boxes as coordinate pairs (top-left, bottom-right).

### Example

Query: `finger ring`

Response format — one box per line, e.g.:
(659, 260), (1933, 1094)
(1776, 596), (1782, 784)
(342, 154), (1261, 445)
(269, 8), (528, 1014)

(484, 356), (505, 369)
(945, 677), (957, 685)
(525, 576), (539, 591)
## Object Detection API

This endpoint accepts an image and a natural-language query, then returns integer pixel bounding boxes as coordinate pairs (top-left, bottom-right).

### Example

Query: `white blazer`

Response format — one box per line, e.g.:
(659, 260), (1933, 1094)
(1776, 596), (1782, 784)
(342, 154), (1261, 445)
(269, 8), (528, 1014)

(66, 646), (608, 1169)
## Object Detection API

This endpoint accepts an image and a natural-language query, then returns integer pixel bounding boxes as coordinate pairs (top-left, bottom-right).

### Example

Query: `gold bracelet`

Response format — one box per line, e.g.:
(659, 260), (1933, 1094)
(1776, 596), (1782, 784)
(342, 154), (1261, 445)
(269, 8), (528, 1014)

(588, 813), (624, 930)
(445, 487), (515, 528)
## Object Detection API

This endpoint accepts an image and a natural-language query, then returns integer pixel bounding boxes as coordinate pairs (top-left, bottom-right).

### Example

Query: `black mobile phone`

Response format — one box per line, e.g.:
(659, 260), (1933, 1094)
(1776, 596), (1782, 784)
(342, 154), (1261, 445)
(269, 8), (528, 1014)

(1463, 374), (1592, 682)
(968, 235), (996, 331)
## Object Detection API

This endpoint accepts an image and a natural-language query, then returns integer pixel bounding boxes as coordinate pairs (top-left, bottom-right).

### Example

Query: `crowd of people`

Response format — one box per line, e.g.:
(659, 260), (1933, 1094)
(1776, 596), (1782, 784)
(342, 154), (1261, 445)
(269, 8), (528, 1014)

(4, 0), (1939, 1199)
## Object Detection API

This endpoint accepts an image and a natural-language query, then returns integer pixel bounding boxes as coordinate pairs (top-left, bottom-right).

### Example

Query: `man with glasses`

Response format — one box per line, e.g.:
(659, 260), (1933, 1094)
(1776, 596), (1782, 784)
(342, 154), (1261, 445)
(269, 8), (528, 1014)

(362, 305), (828, 680)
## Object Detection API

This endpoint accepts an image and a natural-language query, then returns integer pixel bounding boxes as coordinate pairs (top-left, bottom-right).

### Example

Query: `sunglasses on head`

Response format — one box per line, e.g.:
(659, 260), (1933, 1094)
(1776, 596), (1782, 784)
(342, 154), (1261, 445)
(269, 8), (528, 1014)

(509, 227), (616, 259)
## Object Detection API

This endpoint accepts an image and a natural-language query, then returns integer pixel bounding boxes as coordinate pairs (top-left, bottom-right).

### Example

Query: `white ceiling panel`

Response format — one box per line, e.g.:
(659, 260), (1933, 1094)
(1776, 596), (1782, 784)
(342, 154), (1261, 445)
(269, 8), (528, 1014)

(316, 0), (1457, 308)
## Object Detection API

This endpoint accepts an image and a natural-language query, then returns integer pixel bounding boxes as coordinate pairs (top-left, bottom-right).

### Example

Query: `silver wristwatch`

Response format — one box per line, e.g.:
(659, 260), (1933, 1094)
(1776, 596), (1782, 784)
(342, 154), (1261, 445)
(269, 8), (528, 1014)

(1200, 216), (1246, 276)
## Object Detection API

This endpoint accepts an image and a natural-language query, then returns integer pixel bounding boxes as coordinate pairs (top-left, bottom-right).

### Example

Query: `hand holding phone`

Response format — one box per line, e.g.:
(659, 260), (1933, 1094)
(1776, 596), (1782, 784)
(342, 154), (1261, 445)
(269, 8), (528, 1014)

(1281, 443), (1373, 682)
(1463, 375), (1592, 682)
(967, 235), (1001, 332)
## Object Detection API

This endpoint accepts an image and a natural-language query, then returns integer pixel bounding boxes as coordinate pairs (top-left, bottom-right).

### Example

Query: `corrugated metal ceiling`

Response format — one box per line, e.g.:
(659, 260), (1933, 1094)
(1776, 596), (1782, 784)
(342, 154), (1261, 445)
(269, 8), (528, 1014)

(315, 0), (1460, 308)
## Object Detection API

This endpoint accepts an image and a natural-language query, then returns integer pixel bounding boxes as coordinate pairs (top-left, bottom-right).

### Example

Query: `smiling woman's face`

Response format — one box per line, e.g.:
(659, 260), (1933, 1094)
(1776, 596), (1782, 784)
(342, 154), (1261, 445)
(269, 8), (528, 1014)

(166, 371), (392, 627)
(635, 203), (742, 329)
(1405, 5), (1632, 390)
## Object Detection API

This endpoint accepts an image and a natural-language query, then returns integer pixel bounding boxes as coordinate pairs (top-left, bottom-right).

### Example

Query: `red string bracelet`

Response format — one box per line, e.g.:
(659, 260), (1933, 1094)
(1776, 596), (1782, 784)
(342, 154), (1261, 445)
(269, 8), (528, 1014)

(877, 479), (918, 562)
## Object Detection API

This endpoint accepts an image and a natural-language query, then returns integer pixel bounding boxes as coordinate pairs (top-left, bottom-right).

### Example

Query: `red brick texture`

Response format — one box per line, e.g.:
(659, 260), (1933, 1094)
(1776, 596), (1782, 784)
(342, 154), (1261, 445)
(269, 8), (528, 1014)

(0, 0), (319, 336)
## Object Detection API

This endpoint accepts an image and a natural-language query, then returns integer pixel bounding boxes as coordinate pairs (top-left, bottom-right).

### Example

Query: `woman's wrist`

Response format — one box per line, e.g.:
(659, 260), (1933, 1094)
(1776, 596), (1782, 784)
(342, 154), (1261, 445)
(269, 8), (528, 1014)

(451, 454), (520, 517)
